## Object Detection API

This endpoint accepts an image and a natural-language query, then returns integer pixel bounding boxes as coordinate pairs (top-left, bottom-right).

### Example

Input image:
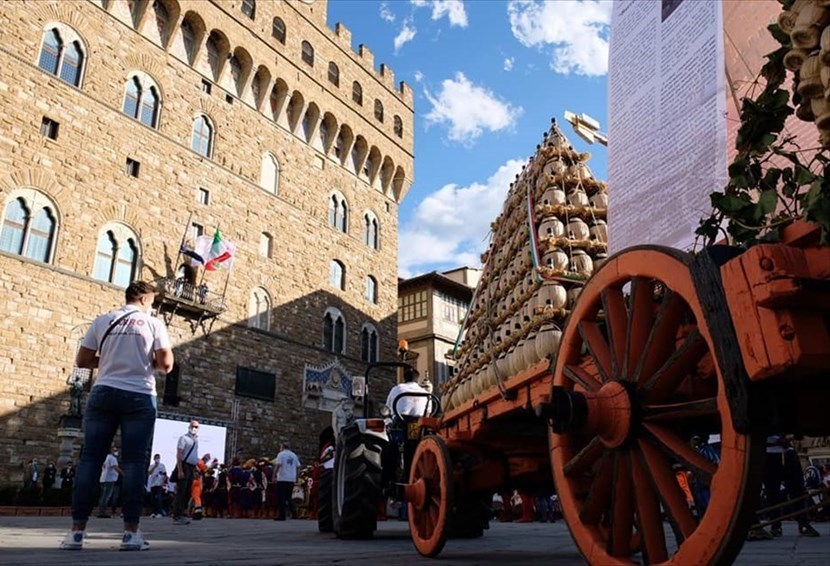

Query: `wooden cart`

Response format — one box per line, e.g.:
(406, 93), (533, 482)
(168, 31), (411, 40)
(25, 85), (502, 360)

(401, 221), (830, 564)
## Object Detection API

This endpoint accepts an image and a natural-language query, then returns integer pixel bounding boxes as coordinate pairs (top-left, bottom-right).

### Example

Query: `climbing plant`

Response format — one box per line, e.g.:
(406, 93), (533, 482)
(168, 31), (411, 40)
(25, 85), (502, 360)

(696, 13), (830, 247)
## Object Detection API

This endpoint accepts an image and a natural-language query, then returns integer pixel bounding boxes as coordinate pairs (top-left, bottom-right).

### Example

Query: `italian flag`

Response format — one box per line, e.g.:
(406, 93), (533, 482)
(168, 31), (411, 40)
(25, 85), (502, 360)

(203, 228), (235, 271)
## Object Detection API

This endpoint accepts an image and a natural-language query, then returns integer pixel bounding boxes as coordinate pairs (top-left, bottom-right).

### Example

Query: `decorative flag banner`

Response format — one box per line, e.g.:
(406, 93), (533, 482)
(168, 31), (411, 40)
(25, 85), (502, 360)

(193, 228), (235, 271)
(179, 245), (205, 266)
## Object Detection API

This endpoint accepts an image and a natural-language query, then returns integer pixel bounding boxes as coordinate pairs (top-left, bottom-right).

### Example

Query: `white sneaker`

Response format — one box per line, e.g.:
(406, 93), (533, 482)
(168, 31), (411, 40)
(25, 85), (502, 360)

(119, 530), (150, 551)
(59, 531), (84, 550)
(149, 513), (157, 519)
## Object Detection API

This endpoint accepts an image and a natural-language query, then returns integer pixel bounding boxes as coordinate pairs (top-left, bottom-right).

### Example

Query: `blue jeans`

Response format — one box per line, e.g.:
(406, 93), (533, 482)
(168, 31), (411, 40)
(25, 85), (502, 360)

(97, 481), (116, 515)
(72, 385), (157, 524)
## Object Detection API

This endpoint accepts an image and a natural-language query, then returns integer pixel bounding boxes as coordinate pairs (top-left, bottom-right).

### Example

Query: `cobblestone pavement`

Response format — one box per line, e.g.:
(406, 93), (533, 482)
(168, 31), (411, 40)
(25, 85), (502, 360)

(0, 516), (827, 565)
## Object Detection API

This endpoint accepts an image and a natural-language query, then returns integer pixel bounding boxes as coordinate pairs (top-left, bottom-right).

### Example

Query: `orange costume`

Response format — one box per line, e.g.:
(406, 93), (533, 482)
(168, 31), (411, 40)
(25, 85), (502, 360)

(191, 458), (208, 518)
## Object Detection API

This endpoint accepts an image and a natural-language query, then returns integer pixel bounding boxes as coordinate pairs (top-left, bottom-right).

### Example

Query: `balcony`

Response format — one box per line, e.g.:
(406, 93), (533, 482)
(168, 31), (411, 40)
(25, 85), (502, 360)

(153, 277), (227, 333)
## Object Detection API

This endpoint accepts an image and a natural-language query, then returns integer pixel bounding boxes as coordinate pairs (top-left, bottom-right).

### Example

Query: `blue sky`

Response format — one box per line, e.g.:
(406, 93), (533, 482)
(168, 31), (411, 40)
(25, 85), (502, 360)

(326, 0), (611, 278)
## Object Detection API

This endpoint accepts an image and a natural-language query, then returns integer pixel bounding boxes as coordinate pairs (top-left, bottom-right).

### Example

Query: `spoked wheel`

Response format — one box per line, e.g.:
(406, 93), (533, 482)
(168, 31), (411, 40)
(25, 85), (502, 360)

(550, 246), (763, 565)
(406, 435), (454, 557)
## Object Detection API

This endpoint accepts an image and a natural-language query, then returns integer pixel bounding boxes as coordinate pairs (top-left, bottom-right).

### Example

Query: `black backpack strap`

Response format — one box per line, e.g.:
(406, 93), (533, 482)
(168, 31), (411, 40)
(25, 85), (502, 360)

(98, 310), (136, 352)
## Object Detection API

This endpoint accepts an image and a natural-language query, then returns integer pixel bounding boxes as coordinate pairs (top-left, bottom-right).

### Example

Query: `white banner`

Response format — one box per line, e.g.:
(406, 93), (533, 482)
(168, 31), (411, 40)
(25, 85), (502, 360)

(608, 0), (727, 252)
(150, 418), (227, 471)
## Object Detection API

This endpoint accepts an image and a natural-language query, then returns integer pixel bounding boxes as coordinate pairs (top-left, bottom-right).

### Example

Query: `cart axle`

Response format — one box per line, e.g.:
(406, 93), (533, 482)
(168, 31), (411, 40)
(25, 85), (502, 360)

(541, 383), (634, 448)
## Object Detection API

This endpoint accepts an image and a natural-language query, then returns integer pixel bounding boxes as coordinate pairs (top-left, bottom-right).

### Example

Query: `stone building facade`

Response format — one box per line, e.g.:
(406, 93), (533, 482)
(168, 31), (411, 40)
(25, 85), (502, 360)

(0, 0), (413, 484)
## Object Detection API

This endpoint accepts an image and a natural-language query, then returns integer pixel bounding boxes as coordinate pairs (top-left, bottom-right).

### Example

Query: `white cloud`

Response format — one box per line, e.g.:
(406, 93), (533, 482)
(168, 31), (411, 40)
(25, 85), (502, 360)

(379, 2), (395, 23)
(394, 19), (417, 53)
(507, 0), (612, 77)
(423, 72), (523, 145)
(412, 0), (469, 28)
(413, 70), (424, 83)
(398, 159), (526, 278)
(503, 57), (514, 71)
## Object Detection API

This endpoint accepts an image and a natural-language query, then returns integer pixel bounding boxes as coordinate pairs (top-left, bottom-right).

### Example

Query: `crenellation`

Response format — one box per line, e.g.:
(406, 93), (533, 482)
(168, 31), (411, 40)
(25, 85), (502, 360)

(358, 43), (374, 71)
(379, 63), (394, 90)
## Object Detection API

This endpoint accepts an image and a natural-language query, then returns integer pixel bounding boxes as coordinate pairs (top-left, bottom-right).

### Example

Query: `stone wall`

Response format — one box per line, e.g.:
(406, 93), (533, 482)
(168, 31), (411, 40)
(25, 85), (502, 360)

(0, 0), (411, 484)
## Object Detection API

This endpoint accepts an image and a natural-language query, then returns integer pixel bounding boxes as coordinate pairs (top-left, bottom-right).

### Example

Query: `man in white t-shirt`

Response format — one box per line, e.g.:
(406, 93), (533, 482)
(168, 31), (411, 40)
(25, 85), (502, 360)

(147, 454), (167, 518)
(61, 281), (173, 552)
(97, 446), (122, 518)
(385, 368), (429, 418)
(273, 441), (301, 520)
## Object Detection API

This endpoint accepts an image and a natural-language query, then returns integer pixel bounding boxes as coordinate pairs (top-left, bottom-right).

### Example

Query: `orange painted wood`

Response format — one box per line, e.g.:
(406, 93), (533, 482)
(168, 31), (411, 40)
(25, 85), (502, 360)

(721, 242), (830, 381)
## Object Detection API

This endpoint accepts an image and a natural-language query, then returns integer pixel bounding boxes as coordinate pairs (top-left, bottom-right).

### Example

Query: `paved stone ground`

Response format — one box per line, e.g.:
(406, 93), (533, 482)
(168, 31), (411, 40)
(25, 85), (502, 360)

(0, 516), (827, 565)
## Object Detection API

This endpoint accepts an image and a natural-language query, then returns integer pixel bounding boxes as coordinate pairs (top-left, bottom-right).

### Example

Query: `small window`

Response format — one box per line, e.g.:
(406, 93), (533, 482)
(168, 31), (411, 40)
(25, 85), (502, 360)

(225, 94), (234, 105)
(364, 213), (379, 250)
(272, 17), (286, 44)
(301, 41), (314, 66)
(394, 115), (403, 138)
(191, 222), (204, 240)
(191, 115), (213, 157)
(352, 81), (363, 105)
(241, 0), (256, 19)
(259, 232), (272, 258)
(197, 187), (210, 205)
(365, 276), (378, 304)
(40, 117), (59, 140)
(235, 366), (276, 402)
(125, 157), (140, 177)
(374, 99), (384, 122)
(260, 153), (280, 194)
(201, 79), (212, 94)
(330, 260), (345, 291)
(328, 62), (339, 87)
(248, 287), (271, 331)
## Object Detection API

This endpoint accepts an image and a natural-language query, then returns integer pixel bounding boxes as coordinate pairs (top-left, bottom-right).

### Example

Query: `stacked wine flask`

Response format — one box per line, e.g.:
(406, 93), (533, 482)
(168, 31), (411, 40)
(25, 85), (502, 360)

(441, 119), (609, 411)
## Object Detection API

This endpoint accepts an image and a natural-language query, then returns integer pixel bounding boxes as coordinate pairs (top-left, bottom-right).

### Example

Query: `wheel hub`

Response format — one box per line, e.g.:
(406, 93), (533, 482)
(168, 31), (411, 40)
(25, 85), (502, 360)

(546, 381), (634, 448)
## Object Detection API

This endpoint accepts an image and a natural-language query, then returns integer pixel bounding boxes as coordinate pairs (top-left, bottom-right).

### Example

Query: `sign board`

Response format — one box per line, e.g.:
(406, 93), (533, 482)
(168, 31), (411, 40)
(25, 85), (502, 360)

(608, 0), (727, 251)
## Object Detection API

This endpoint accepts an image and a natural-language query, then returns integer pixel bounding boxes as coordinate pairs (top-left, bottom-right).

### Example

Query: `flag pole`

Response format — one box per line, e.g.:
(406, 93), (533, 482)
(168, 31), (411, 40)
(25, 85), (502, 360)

(175, 211), (193, 279)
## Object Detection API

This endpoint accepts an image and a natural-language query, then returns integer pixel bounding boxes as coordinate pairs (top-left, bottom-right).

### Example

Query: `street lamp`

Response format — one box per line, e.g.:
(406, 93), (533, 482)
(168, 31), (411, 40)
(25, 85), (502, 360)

(564, 111), (607, 146)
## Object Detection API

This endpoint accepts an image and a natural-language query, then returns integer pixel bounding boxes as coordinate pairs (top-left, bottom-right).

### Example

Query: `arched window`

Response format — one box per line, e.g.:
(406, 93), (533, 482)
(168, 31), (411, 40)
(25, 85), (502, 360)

(0, 194), (58, 263)
(248, 287), (271, 331)
(191, 115), (213, 157)
(323, 307), (346, 354)
(206, 31), (221, 79)
(328, 193), (348, 233)
(181, 19), (195, 62)
(92, 224), (140, 287)
(328, 62), (339, 86)
(364, 213), (379, 250)
(37, 27), (86, 87)
(260, 153), (279, 194)
(330, 260), (345, 291)
(352, 81), (363, 105)
(301, 41), (314, 66)
(241, 0), (256, 19)
(365, 275), (378, 304)
(374, 99), (384, 122)
(153, 0), (170, 45)
(394, 115), (403, 138)
(272, 17), (286, 44)
(334, 132), (345, 159)
(319, 121), (330, 151)
(122, 73), (161, 128)
(361, 323), (379, 363)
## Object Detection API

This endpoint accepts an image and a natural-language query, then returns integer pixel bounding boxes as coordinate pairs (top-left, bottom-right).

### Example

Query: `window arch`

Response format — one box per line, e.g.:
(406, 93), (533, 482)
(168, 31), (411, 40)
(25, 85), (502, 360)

(330, 260), (345, 291)
(361, 323), (379, 363)
(248, 287), (271, 331)
(301, 40), (314, 66)
(365, 275), (378, 304)
(352, 81), (363, 105)
(328, 62), (339, 87)
(0, 192), (59, 263)
(92, 223), (140, 287)
(37, 25), (86, 87)
(241, 0), (256, 19)
(323, 307), (346, 354)
(191, 114), (213, 157)
(272, 17), (286, 44)
(260, 152), (280, 194)
(363, 212), (379, 250)
(122, 72), (161, 128)
(328, 192), (348, 233)
(374, 99), (384, 122)
(394, 115), (403, 138)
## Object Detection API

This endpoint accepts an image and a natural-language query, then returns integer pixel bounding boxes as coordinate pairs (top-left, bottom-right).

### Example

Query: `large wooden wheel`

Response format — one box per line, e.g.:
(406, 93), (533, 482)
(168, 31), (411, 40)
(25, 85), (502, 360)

(550, 246), (763, 565)
(406, 434), (454, 557)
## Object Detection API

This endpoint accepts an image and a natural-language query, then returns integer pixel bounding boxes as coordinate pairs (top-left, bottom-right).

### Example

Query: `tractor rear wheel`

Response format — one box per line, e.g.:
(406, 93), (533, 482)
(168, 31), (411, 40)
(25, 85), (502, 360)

(332, 424), (384, 539)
